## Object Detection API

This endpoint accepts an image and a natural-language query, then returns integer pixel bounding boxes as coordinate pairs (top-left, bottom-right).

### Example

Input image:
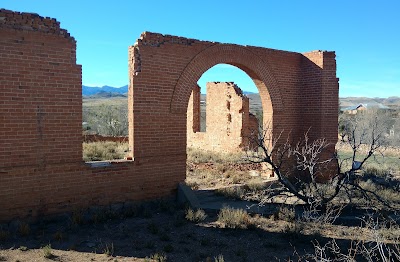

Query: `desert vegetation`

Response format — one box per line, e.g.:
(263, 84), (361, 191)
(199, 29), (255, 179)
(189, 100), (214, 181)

(83, 100), (128, 136)
(83, 141), (129, 161)
(2, 97), (392, 260)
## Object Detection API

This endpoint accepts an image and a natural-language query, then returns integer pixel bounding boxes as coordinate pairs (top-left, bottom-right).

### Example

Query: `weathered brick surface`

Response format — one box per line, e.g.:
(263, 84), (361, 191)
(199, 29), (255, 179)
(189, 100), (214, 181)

(0, 10), (183, 222)
(187, 82), (259, 152)
(130, 32), (338, 159)
(0, 9), (338, 222)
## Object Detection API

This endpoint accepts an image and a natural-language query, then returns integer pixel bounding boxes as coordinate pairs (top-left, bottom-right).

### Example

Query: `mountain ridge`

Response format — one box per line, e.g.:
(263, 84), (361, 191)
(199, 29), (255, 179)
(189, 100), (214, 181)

(82, 85), (128, 96)
(82, 85), (399, 108)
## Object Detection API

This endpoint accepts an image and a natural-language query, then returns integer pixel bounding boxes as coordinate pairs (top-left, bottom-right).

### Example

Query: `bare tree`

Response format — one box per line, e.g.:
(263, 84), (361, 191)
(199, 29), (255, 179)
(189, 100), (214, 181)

(338, 113), (351, 142)
(305, 215), (400, 261)
(247, 109), (397, 209)
(86, 104), (128, 136)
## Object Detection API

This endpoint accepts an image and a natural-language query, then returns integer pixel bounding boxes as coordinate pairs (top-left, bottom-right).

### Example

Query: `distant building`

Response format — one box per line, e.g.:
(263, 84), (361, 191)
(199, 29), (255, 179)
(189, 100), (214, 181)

(344, 104), (367, 114)
(343, 102), (390, 115)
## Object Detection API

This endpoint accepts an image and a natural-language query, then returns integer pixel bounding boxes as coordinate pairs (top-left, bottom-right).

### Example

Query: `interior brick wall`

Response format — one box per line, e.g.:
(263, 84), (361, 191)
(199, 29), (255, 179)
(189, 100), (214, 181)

(0, 8), (338, 222)
(187, 82), (259, 152)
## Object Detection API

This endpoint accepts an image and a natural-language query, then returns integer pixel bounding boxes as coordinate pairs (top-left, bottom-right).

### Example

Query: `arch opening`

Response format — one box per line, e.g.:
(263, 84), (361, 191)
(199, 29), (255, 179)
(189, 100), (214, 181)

(187, 63), (266, 149)
(185, 61), (276, 190)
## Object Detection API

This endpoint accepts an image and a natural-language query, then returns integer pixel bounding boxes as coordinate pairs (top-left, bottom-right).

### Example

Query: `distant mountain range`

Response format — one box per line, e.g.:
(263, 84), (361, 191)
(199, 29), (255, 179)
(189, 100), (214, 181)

(340, 96), (400, 109)
(82, 85), (399, 109)
(82, 85), (256, 97)
(82, 85), (128, 97)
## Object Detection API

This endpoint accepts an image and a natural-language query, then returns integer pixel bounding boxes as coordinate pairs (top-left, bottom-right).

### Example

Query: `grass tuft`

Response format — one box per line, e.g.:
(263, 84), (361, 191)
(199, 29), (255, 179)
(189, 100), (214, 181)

(42, 244), (54, 259)
(187, 147), (244, 164)
(148, 252), (167, 262)
(185, 208), (207, 222)
(217, 206), (251, 229)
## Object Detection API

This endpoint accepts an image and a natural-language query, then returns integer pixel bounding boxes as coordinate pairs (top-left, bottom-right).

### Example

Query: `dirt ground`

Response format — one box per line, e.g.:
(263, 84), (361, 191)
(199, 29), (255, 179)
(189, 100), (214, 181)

(1, 149), (399, 262)
(0, 197), (376, 262)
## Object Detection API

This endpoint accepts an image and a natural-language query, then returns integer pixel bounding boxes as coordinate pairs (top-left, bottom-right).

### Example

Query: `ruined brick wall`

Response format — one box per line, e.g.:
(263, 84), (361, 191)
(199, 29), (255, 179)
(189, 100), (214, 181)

(0, 10), (180, 222)
(247, 113), (259, 150)
(0, 9), (82, 167)
(129, 31), (338, 185)
(0, 9), (338, 221)
(187, 82), (259, 152)
(187, 85), (201, 133)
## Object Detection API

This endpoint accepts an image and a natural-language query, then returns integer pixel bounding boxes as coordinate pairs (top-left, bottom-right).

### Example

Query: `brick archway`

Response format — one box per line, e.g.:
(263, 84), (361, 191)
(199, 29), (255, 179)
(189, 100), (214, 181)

(129, 32), (338, 162)
(169, 43), (283, 127)
(0, 10), (338, 221)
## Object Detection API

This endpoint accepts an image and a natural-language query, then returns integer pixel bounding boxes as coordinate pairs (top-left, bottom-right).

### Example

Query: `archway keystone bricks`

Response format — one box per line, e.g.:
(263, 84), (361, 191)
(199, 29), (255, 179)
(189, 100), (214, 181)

(0, 8), (338, 222)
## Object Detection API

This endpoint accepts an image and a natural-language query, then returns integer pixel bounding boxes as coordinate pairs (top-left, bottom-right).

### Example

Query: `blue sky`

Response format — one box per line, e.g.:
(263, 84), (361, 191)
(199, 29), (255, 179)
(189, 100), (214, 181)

(2, 0), (399, 98)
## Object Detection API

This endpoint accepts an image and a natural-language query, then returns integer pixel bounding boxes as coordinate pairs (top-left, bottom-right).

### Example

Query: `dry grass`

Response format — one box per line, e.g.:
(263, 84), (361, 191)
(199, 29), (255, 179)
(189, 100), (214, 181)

(1, 198), (400, 261)
(216, 186), (246, 199)
(185, 208), (207, 222)
(217, 206), (252, 229)
(187, 147), (245, 164)
(336, 142), (400, 177)
(186, 148), (268, 191)
(82, 141), (128, 161)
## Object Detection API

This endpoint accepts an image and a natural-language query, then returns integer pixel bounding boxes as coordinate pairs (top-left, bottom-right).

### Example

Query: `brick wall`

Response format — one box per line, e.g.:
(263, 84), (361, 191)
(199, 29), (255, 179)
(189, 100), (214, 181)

(0, 9), (82, 168)
(0, 9), (338, 221)
(187, 82), (259, 152)
(0, 10), (182, 222)
(131, 32), (337, 159)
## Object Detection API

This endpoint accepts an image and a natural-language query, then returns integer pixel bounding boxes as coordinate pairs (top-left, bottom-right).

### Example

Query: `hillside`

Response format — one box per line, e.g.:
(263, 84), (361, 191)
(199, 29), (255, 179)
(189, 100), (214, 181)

(82, 84), (399, 110)
(340, 96), (400, 109)
(82, 85), (128, 96)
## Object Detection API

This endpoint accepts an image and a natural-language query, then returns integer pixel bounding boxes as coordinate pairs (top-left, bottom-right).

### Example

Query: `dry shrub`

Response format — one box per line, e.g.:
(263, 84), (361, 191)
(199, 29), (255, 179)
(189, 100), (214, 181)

(186, 169), (221, 188)
(214, 254), (225, 262)
(42, 244), (53, 259)
(274, 206), (295, 222)
(304, 215), (400, 261)
(83, 141), (128, 161)
(230, 172), (245, 184)
(185, 208), (207, 222)
(217, 206), (251, 229)
(187, 147), (244, 164)
(245, 180), (266, 191)
(148, 252), (167, 262)
(216, 186), (245, 199)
